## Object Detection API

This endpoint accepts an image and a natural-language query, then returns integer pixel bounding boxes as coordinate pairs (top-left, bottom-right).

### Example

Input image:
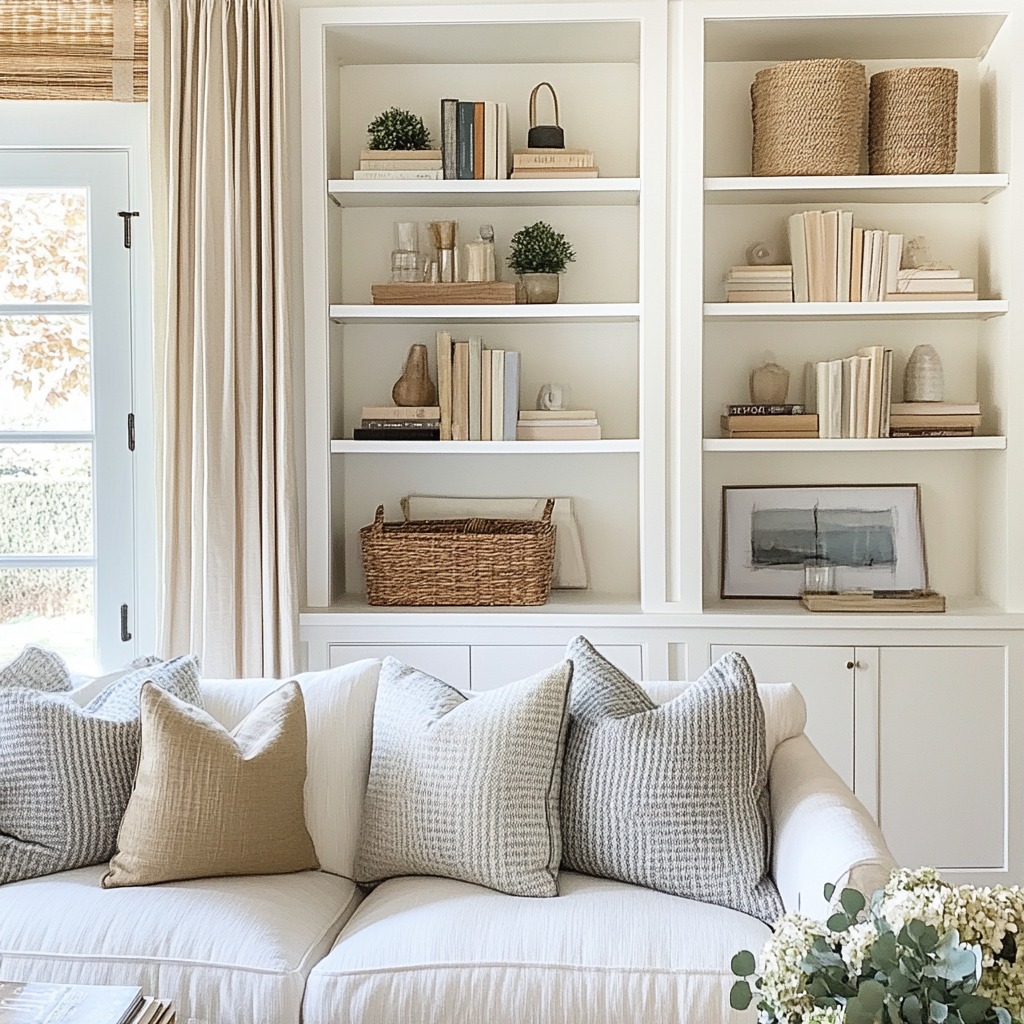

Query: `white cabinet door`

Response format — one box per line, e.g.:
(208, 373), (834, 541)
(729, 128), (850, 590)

(470, 645), (644, 691)
(711, 644), (855, 790)
(327, 644), (471, 688)
(877, 647), (1006, 872)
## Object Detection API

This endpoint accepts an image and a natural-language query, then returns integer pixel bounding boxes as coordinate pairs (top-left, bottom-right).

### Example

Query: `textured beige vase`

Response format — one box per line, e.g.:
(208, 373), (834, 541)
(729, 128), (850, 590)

(903, 344), (944, 402)
(392, 344), (437, 406)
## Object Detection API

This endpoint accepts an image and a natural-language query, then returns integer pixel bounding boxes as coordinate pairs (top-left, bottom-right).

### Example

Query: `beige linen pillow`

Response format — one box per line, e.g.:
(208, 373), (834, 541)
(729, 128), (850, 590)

(103, 681), (318, 887)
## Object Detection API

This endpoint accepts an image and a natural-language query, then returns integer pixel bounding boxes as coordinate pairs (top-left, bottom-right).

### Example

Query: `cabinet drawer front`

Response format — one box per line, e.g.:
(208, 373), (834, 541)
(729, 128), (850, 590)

(711, 644), (854, 790)
(327, 644), (471, 688)
(878, 646), (1006, 872)
(471, 644), (643, 691)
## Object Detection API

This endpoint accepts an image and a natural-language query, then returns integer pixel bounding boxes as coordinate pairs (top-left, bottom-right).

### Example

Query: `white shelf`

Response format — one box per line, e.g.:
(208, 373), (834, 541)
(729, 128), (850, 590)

(704, 437), (1007, 453)
(330, 303), (640, 324)
(703, 174), (1008, 206)
(328, 178), (641, 208)
(704, 301), (1008, 322)
(332, 440), (640, 454)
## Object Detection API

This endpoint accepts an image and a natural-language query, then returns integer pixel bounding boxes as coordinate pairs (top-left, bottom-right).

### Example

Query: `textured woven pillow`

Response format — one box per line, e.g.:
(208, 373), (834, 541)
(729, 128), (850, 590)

(0, 645), (71, 692)
(0, 655), (202, 884)
(355, 657), (572, 898)
(562, 636), (784, 923)
(104, 681), (318, 887)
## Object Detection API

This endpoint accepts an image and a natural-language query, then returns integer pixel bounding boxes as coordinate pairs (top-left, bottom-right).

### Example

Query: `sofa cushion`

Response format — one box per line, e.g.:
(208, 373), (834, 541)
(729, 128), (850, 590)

(0, 645), (71, 692)
(0, 655), (202, 885)
(354, 656), (572, 898)
(104, 682), (318, 888)
(303, 871), (768, 1024)
(0, 865), (361, 1024)
(562, 636), (784, 924)
(200, 659), (381, 878)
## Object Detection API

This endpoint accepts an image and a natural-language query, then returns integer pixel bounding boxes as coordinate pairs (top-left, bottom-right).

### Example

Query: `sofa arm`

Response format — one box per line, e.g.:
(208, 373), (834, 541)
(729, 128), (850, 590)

(770, 733), (896, 921)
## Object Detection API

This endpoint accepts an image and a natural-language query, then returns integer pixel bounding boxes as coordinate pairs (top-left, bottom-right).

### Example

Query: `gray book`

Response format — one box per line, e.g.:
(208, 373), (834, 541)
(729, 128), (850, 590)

(503, 351), (520, 442)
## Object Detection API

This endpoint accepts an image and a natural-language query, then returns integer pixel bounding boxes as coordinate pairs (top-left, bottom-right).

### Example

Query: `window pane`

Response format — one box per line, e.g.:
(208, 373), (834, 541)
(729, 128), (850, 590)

(0, 188), (88, 304)
(0, 444), (93, 555)
(0, 315), (91, 431)
(0, 566), (96, 673)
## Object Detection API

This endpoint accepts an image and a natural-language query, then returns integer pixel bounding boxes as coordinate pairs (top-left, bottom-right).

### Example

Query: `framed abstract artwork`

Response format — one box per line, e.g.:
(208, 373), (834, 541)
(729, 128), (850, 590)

(720, 484), (927, 599)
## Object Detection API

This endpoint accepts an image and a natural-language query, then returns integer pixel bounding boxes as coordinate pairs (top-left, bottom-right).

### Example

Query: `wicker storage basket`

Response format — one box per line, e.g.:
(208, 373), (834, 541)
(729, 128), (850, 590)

(360, 500), (556, 606)
(751, 59), (867, 176)
(869, 67), (958, 174)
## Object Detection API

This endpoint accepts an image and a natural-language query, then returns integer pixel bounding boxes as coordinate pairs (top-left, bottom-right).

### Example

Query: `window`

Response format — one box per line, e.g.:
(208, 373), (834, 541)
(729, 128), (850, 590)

(0, 105), (152, 671)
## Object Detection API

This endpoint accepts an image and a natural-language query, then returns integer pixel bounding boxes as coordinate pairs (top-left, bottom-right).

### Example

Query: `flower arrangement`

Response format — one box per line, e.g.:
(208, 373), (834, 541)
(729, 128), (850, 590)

(366, 107), (432, 151)
(506, 221), (577, 275)
(731, 868), (1024, 1024)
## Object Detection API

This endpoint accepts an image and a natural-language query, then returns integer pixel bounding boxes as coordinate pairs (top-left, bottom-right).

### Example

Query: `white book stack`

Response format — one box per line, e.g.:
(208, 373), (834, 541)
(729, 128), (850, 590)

(723, 265), (793, 303)
(515, 409), (602, 441)
(888, 268), (979, 301)
(353, 149), (443, 180)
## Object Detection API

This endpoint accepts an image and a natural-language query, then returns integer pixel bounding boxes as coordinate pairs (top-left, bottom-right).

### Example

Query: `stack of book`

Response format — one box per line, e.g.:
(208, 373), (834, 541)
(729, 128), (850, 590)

(354, 406), (441, 441)
(889, 268), (978, 301)
(352, 149), (443, 181)
(0, 981), (172, 1024)
(510, 148), (598, 179)
(435, 331), (520, 440)
(440, 100), (510, 180)
(720, 404), (816, 438)
(888, 401), (982, 437)
(516, 409), (602, 440)
(724, 265), (793, 302)
(807, 346), (894, 438)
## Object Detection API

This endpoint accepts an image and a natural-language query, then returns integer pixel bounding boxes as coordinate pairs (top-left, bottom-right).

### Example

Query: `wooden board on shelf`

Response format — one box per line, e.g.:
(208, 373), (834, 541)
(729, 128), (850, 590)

(800, 589), (946, 613)
(371, 283), (517, 305)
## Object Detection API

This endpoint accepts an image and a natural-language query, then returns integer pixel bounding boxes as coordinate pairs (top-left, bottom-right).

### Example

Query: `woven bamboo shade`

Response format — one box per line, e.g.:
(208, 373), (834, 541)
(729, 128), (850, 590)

(0, 0), (148, 102)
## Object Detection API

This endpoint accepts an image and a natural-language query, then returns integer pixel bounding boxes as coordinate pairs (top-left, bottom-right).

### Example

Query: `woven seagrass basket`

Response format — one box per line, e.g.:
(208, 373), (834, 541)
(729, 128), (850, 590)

(869, 67), (958, 174)
(360, 500), (556, 606)
(751, 59), (867, 176)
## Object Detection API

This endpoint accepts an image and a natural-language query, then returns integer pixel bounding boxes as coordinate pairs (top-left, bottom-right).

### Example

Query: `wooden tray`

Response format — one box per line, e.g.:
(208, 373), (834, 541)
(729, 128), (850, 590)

(801, 589), (946, 613)
(371, 282), (517, 305)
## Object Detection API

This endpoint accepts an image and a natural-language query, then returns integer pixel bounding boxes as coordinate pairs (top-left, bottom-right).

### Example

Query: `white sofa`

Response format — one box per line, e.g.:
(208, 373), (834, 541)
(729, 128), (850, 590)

(0, 661), (895, 1024)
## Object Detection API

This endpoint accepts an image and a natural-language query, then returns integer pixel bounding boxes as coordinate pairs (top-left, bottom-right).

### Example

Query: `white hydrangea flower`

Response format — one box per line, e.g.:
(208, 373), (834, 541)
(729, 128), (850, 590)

(755, 912), (829, 1020)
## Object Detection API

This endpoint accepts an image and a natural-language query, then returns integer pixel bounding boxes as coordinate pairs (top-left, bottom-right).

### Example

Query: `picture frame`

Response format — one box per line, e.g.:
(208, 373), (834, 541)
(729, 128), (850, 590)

(720, 484), (927, 599)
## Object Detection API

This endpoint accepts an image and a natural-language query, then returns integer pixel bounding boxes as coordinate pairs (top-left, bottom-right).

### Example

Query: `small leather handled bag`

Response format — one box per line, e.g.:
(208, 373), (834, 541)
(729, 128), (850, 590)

(527, 82), (565, 149)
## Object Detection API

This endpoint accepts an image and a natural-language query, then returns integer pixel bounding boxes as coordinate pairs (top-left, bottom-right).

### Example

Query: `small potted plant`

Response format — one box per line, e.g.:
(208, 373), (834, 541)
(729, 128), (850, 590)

(366, 107), (432, 153)
(506, 221), (576, 303)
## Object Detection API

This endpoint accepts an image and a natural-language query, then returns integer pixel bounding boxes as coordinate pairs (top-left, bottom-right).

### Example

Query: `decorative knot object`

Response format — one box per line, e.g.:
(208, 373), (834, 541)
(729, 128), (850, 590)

(869, 67), (958, 175)
(527, 82), (564, 149)
(903, 344), (944, 402)
(751, 59), (867, 176)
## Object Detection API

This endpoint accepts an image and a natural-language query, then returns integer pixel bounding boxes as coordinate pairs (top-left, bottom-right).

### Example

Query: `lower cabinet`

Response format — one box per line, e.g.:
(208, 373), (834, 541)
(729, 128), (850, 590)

(327, 642), (642, 690)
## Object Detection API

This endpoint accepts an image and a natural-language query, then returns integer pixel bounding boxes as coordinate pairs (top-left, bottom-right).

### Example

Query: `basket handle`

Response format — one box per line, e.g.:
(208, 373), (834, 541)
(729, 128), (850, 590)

(539, 498), (555, 524)
(372, 504), (385, 532)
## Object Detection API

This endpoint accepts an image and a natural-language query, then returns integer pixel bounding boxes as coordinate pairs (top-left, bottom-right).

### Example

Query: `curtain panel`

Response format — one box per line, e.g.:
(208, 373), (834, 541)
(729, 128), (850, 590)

(150, 0), (300, 678)
(0, 0), (148, 102)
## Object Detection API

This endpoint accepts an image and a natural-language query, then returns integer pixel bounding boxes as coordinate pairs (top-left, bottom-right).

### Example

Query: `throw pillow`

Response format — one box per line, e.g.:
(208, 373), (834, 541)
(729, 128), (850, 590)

(103, 681), (319, 887)
(354, 657), (573, 898)
(0, 655), (202, 885)
(562, 636), (784, 924)
(0, 645), (71, 692)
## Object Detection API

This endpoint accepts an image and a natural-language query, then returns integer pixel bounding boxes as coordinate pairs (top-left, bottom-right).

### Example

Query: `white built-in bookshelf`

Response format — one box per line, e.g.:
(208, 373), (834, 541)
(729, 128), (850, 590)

(300, 3), (667, 612)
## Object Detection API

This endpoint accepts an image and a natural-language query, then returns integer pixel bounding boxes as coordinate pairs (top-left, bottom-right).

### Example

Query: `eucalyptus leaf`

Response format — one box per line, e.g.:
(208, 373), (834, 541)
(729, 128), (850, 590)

(847, 996), (881, 1024)
(731, 951), (756, 977)
(903, 994), (923, 1024)
(994, 1008), (1011, 1024)
(829, 912), (852, 932)
(842, 888), (867, 917)
(872, 931), (900, 972)
(955, 994), (990, 1024)
(930, 1001), (949, 1023)
(824, 881), (837, 901)
(932, 946), (978, 982)
(729, 979), (752, 1010)
(858, 979), (886, 1012)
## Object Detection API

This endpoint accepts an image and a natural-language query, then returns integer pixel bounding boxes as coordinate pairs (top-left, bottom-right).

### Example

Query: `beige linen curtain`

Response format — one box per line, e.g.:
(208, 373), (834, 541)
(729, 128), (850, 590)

(150, 0), (299, 677)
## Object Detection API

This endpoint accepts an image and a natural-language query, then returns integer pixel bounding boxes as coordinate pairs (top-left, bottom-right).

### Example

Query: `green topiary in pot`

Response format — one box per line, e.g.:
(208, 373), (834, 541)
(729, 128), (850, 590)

(506, 221), (576, 303)
(366, 107), (432, 151)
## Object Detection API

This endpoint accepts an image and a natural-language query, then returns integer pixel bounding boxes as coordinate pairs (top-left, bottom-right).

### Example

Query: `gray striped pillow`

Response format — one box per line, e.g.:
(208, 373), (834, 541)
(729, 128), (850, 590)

(0, 645), (71, 692)
(0, 655), (203, 884)
(562, 636), (783, 924)
(355, 657), (573, 898)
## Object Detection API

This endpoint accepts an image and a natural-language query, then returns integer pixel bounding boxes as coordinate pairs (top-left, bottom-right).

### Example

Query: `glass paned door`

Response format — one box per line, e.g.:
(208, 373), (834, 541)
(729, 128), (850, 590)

(0, 151), (134, 672)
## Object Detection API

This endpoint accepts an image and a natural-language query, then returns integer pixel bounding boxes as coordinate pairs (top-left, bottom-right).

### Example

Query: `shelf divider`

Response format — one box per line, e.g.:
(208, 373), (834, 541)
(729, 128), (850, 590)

(703, 437), (1007, 452)
(332, 440), (641, 454)
(704, 301), (1008, 322)
(330, 303), (640, 324)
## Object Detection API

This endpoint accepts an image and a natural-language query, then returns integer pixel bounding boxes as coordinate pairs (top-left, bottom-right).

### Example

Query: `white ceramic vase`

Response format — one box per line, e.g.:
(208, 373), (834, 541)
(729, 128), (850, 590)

(904, 344), (944, 402)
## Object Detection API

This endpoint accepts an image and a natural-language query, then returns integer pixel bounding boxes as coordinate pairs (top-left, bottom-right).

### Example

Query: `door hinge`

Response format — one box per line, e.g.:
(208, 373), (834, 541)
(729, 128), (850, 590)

(127, 412), (135, 452)
(117, 210), (139, 249)
(120, 603), (132, 643)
